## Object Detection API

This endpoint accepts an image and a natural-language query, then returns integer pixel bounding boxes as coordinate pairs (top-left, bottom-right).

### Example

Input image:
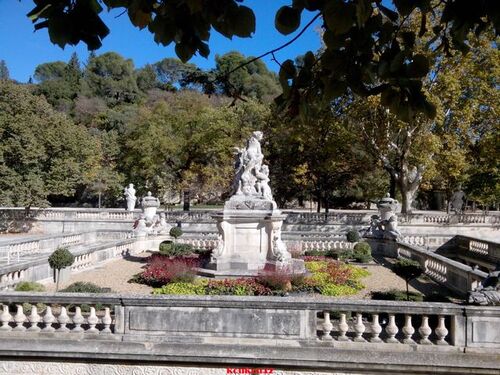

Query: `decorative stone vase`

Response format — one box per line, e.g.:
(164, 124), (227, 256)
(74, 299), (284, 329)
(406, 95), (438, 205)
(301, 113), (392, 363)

(141, 191), (160, 222)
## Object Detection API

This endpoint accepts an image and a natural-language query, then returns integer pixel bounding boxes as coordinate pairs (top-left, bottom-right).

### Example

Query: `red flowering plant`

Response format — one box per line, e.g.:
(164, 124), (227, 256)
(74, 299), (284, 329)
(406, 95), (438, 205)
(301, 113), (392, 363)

(138, 255), (201, 287)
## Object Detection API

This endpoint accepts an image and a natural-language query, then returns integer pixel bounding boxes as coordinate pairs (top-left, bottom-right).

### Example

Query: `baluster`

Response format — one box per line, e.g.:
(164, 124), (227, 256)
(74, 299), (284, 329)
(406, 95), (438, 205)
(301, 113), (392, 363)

(402, 315), (415, 344)
(385, 314), (399, 343)
(57, 307), (70, 332)
(27, 305), (41, 332)
(72, 307), (84, 332)
(0, 304), (12, 331)
(337, 313), (350, 341)
(418, 315), (432, 345)
(13, 305), (26, 331)
(370, 314), (382, 343)
(353, 313), (366, 342)
(87, 307), (99, 333)
(102, 307), (112, 333)
(320, 311), (333, 341)
(42, 306), (55, 332)
(435, 316), (449, 345)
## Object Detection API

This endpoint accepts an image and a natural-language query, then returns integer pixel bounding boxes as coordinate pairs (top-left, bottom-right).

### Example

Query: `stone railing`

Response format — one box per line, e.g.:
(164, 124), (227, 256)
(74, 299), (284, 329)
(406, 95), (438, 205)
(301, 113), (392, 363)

(0, 293), (498, 373)
(0, 232), (90, 264)
(177, 236), (355, 253)
(394, 242), (488, 295)
(2, 207), (499, 225)
(453, 235), (500, 264)
(400, 234), (453, 250)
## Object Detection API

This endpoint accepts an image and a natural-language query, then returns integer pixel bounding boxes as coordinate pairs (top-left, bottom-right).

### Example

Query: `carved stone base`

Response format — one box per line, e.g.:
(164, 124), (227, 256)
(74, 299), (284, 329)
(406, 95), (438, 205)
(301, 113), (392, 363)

(224, 194), (277, 212)
(200, 208), (304, 277)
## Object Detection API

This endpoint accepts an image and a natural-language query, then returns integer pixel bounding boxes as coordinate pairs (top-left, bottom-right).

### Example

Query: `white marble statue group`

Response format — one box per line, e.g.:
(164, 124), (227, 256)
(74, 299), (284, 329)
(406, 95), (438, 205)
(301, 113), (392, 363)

(232, 131), (274, 202)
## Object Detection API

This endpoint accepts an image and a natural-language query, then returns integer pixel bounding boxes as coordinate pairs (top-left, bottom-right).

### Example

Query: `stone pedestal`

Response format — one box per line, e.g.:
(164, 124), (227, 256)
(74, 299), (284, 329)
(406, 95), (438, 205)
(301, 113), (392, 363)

(201, 197), (303, 277)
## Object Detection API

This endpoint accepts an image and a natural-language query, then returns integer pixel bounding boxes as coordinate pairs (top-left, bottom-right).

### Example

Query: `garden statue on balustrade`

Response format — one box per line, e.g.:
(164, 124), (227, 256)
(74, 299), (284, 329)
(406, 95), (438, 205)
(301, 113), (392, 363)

(124, 183), (137, 211)
(468, 264), (500, 306)
(365, 194), (402, 241)
(204, 131), (303, 277)
(133, 191), (170, 238)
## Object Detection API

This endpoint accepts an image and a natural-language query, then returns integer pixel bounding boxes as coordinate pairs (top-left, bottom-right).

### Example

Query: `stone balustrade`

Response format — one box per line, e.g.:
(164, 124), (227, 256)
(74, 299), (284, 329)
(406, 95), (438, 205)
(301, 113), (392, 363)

(0, 293), (489, 346)
(0, 269), (28, 290)
(2, 207), (499, 225)
(453, 235), (500, 264)
(394, 242), (488, 295)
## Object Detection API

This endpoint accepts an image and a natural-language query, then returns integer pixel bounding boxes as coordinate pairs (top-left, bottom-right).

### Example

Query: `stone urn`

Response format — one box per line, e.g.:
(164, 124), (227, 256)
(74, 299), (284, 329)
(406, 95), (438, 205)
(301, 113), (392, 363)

(141, 191), (160, 222)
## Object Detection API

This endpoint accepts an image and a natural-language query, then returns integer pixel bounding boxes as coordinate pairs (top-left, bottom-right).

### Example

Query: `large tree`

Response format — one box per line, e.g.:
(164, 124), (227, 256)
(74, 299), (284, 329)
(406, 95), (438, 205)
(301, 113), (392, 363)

(122, 91), (268, 202)
(0, 60), (10, 81)
(350, 23), (498, 213)
(82, 52), (141, 106)
(0, 81), (98, 207)
(27, 0), (499, 122)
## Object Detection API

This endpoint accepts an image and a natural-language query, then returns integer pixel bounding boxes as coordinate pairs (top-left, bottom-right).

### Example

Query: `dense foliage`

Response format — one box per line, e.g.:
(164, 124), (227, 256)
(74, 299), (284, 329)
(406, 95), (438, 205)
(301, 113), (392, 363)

(0, 20), (497, 211)
(27, 1), (499, 123)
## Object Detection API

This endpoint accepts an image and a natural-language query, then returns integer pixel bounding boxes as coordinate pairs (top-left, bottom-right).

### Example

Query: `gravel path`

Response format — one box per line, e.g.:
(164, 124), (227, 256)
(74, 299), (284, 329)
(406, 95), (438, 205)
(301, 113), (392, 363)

(42, 253), (454, 300)
(43, 252), (154, 294)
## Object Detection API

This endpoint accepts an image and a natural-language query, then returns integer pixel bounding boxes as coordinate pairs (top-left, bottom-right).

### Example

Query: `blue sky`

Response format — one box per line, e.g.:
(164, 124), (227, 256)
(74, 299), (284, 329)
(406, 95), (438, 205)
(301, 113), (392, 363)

(0, 0), (322, 82)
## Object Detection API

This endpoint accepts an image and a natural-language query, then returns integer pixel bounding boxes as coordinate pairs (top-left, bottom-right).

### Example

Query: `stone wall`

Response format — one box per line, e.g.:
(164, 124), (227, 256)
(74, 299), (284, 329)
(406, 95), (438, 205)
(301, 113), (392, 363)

(0, 293), (499, 374)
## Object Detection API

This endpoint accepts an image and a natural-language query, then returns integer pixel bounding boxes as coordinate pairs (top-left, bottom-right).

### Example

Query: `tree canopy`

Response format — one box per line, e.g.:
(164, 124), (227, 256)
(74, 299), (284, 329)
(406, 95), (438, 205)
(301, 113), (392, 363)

(27, 0), (500, 121)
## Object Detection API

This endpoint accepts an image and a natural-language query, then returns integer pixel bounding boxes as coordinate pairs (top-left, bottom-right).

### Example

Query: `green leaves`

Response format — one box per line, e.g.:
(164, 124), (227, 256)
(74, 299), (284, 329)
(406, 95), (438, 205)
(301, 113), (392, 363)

(324, 0), (355, 35)
(355, 0), (373, 27)
(128, 0), (152, 29)
(233, 6), (256, 37)
(275, 6), (302, 35)
(407, 54), (429, 78)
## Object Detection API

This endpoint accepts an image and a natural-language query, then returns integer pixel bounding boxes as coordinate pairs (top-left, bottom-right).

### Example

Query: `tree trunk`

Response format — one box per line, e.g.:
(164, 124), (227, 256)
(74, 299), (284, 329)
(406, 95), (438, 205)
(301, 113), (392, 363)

(389, 174), (396, 198)
(55, 269), (60, 292)
(406, 280), (410, 301)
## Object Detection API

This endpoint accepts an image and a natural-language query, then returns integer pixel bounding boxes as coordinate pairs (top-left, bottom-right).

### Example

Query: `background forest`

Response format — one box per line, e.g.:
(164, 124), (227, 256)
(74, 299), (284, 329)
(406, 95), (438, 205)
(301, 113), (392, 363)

(0, 29), (498, 212)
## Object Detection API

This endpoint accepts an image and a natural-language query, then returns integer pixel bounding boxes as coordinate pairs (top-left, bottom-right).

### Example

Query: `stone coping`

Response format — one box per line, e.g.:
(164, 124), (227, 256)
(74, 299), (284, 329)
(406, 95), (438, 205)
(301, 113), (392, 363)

(1, 339), (499, 374)
(0, 292), (470, 313)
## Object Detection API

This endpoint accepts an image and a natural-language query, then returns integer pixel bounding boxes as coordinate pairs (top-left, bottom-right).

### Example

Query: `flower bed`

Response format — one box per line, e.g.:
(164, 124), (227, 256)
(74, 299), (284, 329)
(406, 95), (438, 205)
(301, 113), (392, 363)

(142, 254), (370, 296)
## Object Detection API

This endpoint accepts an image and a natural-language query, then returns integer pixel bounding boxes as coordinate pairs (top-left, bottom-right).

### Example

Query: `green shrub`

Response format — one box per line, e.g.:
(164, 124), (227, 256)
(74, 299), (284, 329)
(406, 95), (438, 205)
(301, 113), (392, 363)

(371, 289), (423, 302)
(205, 278), (272, 296)
(353, 242), (372, 263)
(60, 282), (110, 293)
(424, 292), (452, 303)
(346, 229), (360, 243)
(153, 281), (206, 295)
(338, 249), (353, 261)
(392, 258), (423, 300)
(59, 282), (111, 312)
(48, 247), (74, 270)
(319, 283), (359, 296)
(304, 249), (337, 258)
(159, 242), (194, 257)
(169, 227), (183, 240)
(48, 247), (75, 291)
(15, 281), (46, 292)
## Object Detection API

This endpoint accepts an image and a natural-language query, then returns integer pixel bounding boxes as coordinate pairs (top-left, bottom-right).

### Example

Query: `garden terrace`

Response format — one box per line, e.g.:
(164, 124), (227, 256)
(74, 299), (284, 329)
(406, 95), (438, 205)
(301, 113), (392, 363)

(0, 292), (499, 374)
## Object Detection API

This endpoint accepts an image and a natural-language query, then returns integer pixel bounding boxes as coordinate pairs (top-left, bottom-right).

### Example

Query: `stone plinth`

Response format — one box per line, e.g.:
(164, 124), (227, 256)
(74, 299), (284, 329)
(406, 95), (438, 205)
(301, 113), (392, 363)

(201, 197), (302, 277)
